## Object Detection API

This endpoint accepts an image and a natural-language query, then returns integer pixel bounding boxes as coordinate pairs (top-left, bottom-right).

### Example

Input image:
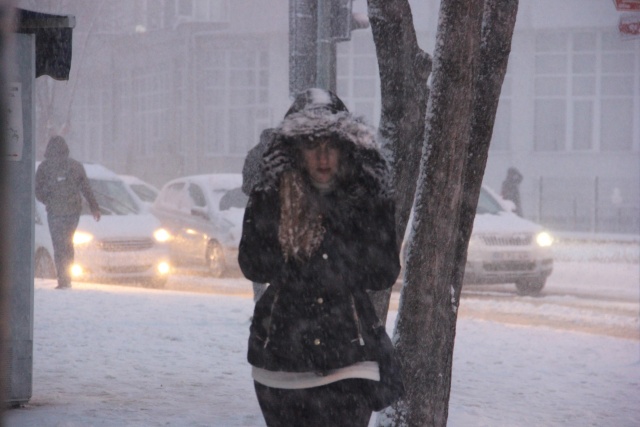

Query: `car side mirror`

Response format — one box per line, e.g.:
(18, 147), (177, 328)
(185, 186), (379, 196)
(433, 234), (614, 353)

(191, 207), (210, 221)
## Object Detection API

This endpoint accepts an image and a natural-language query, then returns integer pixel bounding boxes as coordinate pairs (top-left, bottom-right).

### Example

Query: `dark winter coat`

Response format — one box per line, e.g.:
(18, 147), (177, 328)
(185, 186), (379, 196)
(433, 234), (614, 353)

(242, 128), (275, 196)
(35, 136), (100, 218)
(239, 89), (400, 374)
(501, 167), (523, 217)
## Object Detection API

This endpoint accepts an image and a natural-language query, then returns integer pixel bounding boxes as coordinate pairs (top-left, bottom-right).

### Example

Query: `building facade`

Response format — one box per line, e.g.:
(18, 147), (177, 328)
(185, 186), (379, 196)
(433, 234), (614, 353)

(29, 0), (639, 234)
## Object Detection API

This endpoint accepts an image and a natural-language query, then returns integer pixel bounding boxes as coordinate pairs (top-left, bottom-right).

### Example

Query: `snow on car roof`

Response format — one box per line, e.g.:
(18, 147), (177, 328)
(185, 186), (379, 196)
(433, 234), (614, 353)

(83, 163), (122, 181)
(119, 174), (160, 190)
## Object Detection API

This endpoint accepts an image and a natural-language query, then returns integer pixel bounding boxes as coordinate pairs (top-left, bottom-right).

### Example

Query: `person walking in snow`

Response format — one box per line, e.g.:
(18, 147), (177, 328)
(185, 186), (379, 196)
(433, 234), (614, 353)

(36, 136), (101, 289)
(501, 166), (524, 217)
(238, 88), (401, 426)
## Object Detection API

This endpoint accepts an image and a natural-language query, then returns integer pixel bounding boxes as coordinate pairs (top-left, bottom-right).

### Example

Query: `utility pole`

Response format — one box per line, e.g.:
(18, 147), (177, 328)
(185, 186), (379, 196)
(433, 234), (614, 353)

(289, 0), (368, 96)
(315, 0), (334, 91)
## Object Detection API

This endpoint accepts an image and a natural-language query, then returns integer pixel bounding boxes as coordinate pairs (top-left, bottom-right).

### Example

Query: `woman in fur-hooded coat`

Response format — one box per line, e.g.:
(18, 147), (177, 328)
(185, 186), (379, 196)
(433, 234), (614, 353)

(238, 89), (401, 426)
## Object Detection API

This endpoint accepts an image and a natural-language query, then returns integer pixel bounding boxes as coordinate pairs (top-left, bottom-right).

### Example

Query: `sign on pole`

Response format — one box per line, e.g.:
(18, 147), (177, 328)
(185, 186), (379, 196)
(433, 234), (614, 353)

(3, 83), (24, 161)
(612, 0), (640, 11)
(619, 13), (640, 39)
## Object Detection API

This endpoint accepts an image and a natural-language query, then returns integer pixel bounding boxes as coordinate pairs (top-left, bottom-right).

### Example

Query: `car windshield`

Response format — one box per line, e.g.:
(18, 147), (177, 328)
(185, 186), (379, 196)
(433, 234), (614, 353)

(217, 187), (248, 211)
(82, 179), (140, 215)
(476, 188), (504, 215)
(131, 184), (158, 203)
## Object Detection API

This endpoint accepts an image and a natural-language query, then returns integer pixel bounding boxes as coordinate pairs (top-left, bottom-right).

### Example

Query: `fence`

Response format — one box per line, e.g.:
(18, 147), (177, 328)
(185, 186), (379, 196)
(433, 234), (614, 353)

(527, 176), (639, 235)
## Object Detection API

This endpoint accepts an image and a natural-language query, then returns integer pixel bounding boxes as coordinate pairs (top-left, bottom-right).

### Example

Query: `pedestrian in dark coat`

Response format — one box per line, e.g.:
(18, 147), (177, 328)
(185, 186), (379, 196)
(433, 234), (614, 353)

(239, 88), (401, 426)
(241, 128), (275, 302)
(35, 136), (101, 289)
(501, 167), (524, 217)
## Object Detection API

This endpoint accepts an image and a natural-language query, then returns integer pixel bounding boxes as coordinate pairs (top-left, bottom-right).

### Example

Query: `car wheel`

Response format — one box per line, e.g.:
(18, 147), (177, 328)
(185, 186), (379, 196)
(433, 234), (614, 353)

(515, 278), (546, 296)
(206, 241), (226, 278)
(35, 249), (56, 279)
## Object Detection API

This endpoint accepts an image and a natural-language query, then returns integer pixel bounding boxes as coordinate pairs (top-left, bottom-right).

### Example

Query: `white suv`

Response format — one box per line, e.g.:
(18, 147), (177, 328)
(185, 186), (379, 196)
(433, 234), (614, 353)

(403, 186), (554, 296)
(463, 186), (554, 295)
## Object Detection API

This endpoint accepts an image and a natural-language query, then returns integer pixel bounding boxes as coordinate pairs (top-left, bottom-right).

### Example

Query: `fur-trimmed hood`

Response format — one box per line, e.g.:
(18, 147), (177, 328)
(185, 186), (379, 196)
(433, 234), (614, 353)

(258, 88), (392, 201)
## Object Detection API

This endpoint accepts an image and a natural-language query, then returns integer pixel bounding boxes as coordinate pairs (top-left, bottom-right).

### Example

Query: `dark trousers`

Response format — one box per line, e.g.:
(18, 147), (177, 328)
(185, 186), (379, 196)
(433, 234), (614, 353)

(255, 379), (372, 427)
(47, 214), (80, 287)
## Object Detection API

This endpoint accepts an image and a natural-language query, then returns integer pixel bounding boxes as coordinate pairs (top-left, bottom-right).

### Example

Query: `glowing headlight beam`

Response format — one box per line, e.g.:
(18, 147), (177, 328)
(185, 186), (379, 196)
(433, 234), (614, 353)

(157, 262), (171, 275)
(73, 231), (93, 245)
(154, 228), (172, 242)
(70, 264), (84, 277)
(536, 231), (554, 247)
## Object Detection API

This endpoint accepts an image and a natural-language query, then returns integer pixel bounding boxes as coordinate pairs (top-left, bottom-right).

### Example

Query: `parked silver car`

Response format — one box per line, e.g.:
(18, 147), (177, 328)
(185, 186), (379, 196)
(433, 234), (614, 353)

(403, 185), (554, 296)
(151, 174), (247, 277)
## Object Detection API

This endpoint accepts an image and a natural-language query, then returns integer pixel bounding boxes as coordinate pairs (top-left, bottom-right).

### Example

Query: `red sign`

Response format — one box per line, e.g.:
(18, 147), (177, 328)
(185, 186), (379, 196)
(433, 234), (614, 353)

(619, 14), (640, 36)
(613, 0), (640, 11)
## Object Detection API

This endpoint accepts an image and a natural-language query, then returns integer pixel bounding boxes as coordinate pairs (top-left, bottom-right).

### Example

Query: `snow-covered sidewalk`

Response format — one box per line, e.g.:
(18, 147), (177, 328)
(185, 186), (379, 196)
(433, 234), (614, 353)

(4, 278), (639, 427)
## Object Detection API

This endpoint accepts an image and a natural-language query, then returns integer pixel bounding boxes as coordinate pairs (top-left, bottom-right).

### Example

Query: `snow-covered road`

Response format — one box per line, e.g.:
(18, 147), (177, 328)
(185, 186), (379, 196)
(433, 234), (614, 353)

(3, 240), (638, 426)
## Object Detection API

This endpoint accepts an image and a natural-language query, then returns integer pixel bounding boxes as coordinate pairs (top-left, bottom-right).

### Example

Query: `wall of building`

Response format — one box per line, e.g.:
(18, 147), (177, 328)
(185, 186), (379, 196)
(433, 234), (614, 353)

(35, 0), (637, 233)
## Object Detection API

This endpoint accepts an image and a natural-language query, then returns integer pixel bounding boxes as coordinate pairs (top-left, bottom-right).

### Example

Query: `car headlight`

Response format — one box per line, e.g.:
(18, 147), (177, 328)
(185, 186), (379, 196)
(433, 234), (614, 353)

(70, 264), (84, 277)
(536, 231), (554, 247)
(157, 261), (171, 275)
(73, 231), (94, 245)
(154, 228), (172, 242)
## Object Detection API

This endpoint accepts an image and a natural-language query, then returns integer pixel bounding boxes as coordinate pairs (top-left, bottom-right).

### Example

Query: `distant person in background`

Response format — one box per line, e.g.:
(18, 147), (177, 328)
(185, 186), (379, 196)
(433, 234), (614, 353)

(241, 128), (275, 302)
(35, 136), (101, 289)
(501, 167), (524, 217)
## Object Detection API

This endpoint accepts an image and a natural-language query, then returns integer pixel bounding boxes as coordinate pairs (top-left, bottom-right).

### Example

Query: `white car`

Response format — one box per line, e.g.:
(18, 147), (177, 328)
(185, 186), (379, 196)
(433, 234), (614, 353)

(404, 185), (554, 296)
(35, 163), (173, 287)
(151, 174), (247, 277)
(119, 174), (160, 209)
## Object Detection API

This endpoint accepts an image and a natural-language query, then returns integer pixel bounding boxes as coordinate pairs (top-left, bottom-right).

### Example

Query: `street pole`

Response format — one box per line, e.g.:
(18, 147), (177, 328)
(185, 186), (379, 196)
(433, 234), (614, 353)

(315, 0), (334, 91)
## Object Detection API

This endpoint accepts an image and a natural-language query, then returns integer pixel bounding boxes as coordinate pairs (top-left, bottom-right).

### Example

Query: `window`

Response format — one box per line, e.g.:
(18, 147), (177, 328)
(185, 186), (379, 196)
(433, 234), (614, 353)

(534, 30), (639, 152)
(490, 70), (512, 151)
(599, 33), (636, 151)
(71, 82), (110, 162)
(337, 33), (379, 126)
(188, 184), (207, 208)
(197, 38), (271, 156)
(161, 183), (186, 209)
(131, 66), (172, 157)
(534, 32), (568, 151)
(534, 99), (566, 151)
(88, 180), (139, 216)
(130, 184), (158, 203)
(176, 0), (228, 23)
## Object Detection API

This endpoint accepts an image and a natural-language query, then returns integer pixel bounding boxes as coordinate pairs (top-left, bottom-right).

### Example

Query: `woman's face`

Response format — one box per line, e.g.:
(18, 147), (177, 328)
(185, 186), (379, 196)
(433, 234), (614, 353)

(301, 139), (340, 185)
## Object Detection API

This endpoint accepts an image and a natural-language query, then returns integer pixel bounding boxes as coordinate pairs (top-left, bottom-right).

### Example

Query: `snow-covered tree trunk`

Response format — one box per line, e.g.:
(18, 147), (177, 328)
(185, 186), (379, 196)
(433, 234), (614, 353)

(452, 0), (520, 305)
(390, 2), (484, 425)
(373, 0), (519, 426)
(365, 0), (431, 324)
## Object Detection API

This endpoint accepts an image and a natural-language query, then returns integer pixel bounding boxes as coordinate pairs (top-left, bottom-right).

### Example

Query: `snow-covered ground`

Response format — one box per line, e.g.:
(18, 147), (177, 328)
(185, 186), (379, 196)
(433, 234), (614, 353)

(3, 240), (639, 427)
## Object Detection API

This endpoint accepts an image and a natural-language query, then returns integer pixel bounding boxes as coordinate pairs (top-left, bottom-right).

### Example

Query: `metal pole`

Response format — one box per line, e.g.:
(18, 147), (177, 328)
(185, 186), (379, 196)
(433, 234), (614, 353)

(316, 0), (333, 91)
(289, 0), (317, 96)
(538, 176), (543, 224)
(594, 176), (599, 233)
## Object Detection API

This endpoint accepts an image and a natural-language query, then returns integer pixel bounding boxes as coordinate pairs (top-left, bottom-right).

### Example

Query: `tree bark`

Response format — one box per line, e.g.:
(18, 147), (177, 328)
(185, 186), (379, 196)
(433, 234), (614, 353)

(386, 0), (485, 425)
(452, 0), (520, 304)
(365, 0), (431, 324)
(374, 0), (519, 425)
